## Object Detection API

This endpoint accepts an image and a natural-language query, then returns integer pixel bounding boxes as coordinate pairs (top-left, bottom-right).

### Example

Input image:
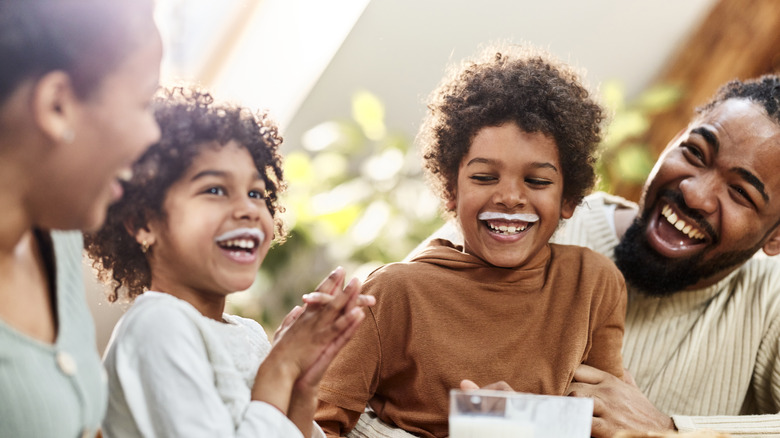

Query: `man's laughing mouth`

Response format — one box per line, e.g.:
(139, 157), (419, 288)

(644, 190), (717, 257)
(660, 204), (707, 240)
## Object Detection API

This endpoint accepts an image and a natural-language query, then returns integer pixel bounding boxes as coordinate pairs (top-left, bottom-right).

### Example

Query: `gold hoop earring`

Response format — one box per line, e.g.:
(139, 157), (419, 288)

(141, 240), (150, 254)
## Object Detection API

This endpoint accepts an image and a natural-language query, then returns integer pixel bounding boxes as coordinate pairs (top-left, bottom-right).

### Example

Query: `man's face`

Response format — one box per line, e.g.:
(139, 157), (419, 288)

(615, 98), (780, 295)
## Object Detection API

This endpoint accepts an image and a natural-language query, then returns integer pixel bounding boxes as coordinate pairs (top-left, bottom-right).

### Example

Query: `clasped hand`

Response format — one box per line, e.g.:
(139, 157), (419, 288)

(273, 266), (375, 387)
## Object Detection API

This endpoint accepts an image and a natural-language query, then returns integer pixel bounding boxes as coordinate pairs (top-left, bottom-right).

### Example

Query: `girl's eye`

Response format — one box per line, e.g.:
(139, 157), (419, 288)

(205, 186), (226, 196)
(249, 190), (266, 200)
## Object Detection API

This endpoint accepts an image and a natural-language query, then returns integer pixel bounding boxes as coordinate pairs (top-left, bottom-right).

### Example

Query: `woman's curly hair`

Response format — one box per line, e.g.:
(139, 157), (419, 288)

(85, 86), (286, 302)
(418, 43), (605, 214)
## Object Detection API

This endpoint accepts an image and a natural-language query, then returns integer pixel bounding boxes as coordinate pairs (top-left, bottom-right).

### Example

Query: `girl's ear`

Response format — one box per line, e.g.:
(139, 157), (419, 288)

(31, 71), (79, 145)
(124, 217), (156, 249)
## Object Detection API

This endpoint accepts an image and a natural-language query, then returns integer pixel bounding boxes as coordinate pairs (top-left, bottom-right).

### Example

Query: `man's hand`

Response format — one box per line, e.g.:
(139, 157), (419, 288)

(567, 364), (675, 438)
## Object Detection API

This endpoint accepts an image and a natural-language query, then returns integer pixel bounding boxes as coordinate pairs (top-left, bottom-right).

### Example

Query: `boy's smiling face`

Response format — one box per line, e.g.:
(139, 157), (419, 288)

(447, 122), (574, 268)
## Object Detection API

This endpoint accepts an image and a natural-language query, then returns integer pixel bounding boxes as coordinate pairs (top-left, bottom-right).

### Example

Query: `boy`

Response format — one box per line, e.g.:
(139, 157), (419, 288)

(315, 44), (626, 438)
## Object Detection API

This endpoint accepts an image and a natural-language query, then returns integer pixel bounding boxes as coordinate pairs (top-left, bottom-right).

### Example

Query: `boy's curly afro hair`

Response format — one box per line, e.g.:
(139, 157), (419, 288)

(85, 86), (286, 302)
(418, 43), (605, 214)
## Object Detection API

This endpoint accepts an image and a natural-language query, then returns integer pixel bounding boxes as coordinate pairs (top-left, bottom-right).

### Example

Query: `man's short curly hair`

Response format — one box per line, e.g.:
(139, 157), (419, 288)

(85, 86), (286, 302)
(419, 43), (605, 213)
(698, 74), (780, 124)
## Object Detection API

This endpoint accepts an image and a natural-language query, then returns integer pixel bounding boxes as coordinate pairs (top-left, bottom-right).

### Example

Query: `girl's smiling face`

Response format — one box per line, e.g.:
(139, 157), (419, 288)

(447, 122), (574, 268)
(138, 140), (274, 308)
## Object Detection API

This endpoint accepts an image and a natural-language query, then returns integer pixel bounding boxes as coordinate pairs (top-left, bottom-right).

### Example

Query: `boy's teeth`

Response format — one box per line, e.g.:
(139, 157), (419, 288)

(661, 204), (705, 240)
(487, 222), (527, 235)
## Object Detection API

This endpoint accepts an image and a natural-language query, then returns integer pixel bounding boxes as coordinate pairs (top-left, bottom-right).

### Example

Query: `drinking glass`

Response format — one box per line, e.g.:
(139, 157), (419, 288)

(449, 389), (593, 438)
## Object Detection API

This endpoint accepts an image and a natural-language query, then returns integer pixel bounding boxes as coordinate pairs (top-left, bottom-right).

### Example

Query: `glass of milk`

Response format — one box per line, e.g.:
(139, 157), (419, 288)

(449, 389), (593, 438)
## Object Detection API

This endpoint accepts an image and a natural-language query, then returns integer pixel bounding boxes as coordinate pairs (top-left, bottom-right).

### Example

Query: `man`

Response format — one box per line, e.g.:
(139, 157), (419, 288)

(554, 75), (780, 436)
(421, 75), (780, 437)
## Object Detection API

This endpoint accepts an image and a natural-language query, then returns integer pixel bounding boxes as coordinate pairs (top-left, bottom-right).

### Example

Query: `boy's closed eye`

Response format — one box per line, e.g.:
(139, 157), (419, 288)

(468, 174), (554, 188)
(526, 177), (554, 187)
(469, 174), (498, 183)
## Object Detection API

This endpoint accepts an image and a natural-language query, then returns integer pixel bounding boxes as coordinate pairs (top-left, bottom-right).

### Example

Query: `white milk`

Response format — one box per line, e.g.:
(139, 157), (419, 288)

(449, 416), (534, 438)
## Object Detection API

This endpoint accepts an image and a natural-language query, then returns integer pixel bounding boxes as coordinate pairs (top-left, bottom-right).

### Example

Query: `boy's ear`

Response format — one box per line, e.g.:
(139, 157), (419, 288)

(444, 193), (458, 211)
(762, 226), (780, 256)
(560, 199), (576, 220)
(31, 71), (79, 145)
(445, 188), (457, 212)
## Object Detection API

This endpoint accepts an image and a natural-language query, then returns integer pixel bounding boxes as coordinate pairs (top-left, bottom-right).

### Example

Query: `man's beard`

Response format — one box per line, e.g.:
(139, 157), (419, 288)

(614, 193), (762, 297)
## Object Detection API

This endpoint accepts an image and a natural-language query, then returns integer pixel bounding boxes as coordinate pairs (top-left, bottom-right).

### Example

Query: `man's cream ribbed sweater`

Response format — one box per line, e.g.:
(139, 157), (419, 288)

(552, 192), (780, 436)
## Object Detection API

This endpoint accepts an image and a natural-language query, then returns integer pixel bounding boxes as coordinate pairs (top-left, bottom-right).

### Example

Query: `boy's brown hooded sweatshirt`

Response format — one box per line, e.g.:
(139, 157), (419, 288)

(315, 239), (626, 438)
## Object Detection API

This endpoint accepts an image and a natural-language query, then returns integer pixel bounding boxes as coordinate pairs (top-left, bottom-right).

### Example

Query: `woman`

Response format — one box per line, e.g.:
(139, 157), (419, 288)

(0, 1), (162, 436)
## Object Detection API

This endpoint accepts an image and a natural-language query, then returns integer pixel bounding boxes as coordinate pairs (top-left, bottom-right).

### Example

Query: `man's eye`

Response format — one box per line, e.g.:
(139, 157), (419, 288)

(730, 185), (756, 208)
(682, 144), (704, 163)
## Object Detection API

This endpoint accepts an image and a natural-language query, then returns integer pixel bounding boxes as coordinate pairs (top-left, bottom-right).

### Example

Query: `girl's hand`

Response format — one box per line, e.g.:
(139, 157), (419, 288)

(273, 305), (304, 344)
(302, 292), (375, 308)
(262, 267), (366, 385)
(287, 277), (367, 435)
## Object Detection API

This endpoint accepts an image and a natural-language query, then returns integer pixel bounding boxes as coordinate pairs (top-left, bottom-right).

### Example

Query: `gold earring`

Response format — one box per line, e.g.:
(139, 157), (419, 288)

(61, 129), (75, 144)
(141, 240), (150, 254)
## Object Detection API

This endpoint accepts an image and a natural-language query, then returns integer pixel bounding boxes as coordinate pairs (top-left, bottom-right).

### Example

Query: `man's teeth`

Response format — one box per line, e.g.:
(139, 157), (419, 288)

(661, 204), (706, 240)
(486, 222), (528, 234)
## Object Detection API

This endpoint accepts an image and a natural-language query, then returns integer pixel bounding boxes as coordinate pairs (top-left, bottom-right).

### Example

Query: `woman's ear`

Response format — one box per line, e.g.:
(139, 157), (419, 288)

(31, 71), (78, 145)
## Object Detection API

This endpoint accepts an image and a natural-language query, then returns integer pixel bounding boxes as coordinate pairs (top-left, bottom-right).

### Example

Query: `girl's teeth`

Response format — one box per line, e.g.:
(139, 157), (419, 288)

(220, 239), (256, 249)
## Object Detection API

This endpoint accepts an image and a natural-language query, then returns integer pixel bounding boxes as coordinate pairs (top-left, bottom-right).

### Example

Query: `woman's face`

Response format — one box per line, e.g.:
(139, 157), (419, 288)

(49, 27), (163, 231)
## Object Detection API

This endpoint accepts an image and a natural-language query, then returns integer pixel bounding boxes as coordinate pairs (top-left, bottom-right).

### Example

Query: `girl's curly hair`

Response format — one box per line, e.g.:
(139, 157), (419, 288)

(418, 43), (605, 214)
(85, 86), (286, 302)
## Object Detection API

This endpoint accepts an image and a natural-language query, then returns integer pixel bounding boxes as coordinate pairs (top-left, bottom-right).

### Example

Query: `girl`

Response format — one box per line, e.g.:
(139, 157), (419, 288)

(0, 1), (161, 436)
(86, 87), (372, 438)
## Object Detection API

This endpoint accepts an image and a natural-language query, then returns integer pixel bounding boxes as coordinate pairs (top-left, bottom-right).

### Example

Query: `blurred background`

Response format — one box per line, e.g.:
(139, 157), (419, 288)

(87, 0), (780, 352)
